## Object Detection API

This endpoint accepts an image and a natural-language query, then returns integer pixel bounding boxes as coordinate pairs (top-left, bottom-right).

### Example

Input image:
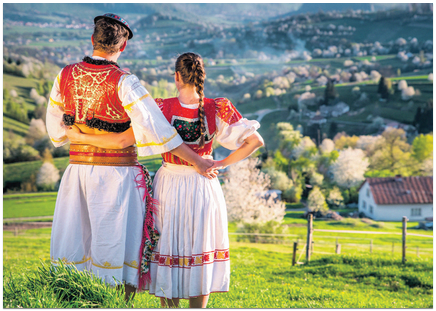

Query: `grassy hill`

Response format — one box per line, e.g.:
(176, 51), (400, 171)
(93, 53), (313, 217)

(3, 155), (163, 191)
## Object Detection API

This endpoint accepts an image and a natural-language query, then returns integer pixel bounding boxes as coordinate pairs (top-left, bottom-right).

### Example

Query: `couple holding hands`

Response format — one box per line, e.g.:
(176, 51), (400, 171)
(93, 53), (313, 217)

(47, 13), (263, 308)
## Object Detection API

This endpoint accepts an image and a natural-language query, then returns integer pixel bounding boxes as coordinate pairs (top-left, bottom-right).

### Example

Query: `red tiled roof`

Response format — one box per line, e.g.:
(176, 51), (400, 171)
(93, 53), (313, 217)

(362, 176), (433, 205)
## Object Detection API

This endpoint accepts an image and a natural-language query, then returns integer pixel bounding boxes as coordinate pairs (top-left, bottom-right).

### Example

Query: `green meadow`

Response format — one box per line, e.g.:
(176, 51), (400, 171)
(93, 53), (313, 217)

(3, 226), (433, 308)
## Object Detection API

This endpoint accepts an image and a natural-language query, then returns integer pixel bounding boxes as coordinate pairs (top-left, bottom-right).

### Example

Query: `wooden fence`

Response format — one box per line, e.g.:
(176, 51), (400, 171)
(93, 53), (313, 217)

(228, 215), (433, 264)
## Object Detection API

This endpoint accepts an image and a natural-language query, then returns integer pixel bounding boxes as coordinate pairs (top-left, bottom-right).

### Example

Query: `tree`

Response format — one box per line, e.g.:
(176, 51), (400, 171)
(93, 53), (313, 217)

(262, 167), (292, 191)
(412, 133), (433, 162)
(334, 135), (359, 150)
(274, 122), (302, 159)
(319, 138), (335, 154)
(307, 186), (328, 215)
(370, 127), (412, 175)
(327, 187), (344, 209)
(413, 103), (433, 134)
(377, 76), (389, 100)
(36, 161), (60, 191)
(222, 158), (286, 224)
(3, 132), (40, 163)
(25, 118), (47, 145)
(324, 79), (336, 105)
(329, 121), (338, 139)
(330, 148), (369, 189)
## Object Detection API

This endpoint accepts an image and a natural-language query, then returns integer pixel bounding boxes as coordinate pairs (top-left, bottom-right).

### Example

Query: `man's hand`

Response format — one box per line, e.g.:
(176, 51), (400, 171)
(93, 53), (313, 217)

(65, 125), (83, 144)
(193, 158), (219, 179)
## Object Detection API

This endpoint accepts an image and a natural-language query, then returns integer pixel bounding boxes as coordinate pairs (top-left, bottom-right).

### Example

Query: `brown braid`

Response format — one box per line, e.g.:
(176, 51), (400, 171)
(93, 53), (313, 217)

(175, 53), (207, 148)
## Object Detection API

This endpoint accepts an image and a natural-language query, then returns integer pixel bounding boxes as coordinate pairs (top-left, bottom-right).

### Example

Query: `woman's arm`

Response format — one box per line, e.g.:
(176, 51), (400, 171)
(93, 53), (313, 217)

(66, 126), (135, 149)
(66, 126), (218, 178)
(212, 131), (264, 169)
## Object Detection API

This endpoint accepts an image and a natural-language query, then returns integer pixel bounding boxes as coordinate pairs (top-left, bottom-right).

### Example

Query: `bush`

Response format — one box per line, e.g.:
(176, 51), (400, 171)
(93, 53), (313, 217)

(3, 133), (40, 163)
(282, 184), (303, 203)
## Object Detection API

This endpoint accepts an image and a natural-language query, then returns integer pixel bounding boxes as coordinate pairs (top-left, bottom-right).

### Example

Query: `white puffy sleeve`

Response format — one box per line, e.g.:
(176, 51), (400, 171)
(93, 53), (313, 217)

(46, 69), (69, 147)
(119, 74), (183, 156)
(214, 97), (260, 150)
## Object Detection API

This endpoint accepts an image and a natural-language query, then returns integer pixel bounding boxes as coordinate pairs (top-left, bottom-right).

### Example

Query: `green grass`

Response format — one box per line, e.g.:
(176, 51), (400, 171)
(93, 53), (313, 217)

(3, 74), (40, 110)
(3, 193), (57, 218)
(3, 116), (30, 137)
(3, 227), (433, 308)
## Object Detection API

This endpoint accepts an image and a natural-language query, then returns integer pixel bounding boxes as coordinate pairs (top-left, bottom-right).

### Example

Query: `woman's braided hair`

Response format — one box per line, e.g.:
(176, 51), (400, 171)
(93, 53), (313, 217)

(175, 52), (207, 148)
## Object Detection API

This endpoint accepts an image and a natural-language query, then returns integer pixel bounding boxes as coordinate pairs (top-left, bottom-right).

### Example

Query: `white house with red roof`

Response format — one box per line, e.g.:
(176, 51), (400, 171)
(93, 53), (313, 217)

(358, 175), (433, 221)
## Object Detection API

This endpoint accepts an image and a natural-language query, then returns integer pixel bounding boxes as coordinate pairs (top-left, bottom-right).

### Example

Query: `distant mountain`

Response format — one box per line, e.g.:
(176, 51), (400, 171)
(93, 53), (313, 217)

(273, 3), (409, 19)
(3, 3), (302, 25)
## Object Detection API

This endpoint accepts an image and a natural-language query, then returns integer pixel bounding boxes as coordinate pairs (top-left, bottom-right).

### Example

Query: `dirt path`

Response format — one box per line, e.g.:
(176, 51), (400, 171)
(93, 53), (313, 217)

(4, 216), (53, 222)
(244, 108), (288, 122)
(3, 221), (53, 231)
(314, 229), (433, 238)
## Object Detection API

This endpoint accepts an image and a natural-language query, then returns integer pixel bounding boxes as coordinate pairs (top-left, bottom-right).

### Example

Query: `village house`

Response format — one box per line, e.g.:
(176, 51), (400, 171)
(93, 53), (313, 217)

(358, 175), (433, 221)
(319, 102), (350, 118)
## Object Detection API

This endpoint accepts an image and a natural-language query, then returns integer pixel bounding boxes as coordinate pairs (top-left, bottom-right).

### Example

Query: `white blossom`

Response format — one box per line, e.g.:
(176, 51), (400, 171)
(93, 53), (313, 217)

(36, 162), (60, 189)
(396, 37), (407, 46)
(370, 70), (381, 83)
(428, 73), (433, 81)
(344, 60), (354, 67)
(401, 86), (415, 100)
(222, 158), (286, 224)
(398, 80), (408, 91)
(298, 91), (316, 108)
(330, 148), (369, 188)
(320, 138), (335, 153)
(316, 75), (328, 86)
(292, 136), (316, 159)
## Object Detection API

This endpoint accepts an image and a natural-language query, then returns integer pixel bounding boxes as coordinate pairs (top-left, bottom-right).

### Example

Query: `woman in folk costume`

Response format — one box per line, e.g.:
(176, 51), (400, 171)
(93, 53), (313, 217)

(66, 52), (264, 307)
(47, 15), (216, 301)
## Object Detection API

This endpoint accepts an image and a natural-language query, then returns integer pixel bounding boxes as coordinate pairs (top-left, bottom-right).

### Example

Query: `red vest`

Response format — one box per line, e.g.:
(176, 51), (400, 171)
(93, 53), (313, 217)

(157, 97), (217, 166)
(60, 61), (130, 131)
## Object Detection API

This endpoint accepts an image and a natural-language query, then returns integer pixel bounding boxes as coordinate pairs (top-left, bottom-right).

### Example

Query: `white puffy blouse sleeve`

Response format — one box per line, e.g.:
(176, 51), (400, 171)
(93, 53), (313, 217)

(119, 74), (183, 156)
(46, 69), (69, 147)
(214, 97), (260, 150)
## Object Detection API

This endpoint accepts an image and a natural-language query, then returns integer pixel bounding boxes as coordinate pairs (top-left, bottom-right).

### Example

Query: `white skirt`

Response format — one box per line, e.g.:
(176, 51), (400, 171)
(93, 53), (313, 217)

(146, 162), (230, 299)
(50, 164), (146, 288)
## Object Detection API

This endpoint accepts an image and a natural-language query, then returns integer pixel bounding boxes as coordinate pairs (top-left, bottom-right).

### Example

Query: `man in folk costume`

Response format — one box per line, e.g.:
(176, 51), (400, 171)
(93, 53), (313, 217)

(46, 13), (215, 300)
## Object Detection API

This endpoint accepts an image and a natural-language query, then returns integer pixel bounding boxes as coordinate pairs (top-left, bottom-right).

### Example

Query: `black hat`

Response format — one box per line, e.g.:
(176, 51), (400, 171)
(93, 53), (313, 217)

(94, 13), (133, 40)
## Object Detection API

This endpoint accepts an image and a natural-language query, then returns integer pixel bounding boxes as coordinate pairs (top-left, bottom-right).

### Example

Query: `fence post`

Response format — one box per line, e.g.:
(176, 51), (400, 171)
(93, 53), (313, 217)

(416, 246), (419, 257)
(306, 214), (313, 263)
(311, 241), (314, 255)
(402, 216), (407, 264)
(292, 242), (298, 266)
(335, 243), (341, 254)
(392, 242), (394, 255)
(370, 239), (373, 254)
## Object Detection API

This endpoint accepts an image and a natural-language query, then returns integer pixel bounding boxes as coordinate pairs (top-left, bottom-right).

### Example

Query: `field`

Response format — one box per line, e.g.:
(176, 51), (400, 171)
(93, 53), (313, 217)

(3, 226), (433, 308)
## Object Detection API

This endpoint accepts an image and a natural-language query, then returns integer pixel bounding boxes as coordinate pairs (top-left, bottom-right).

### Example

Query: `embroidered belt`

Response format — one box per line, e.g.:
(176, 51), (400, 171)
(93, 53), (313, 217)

(69, 144), (138, 166)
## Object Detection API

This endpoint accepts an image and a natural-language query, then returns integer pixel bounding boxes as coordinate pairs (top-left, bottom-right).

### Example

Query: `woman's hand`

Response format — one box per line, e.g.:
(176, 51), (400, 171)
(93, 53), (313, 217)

(207, 160), (226, 172)
(65, 125), (83, 144)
